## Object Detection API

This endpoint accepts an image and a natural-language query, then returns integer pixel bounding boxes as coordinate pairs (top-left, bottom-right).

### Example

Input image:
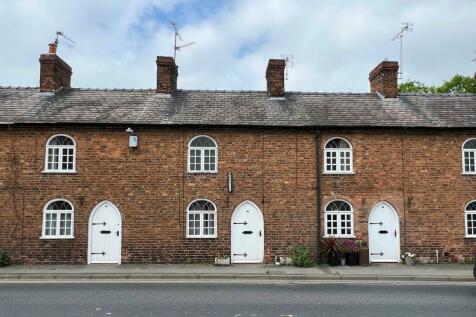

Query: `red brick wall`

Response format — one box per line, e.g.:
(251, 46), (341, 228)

(0, 126), (474, 264)
(319, 130), (476, 263)
(0, 126), (317, 264)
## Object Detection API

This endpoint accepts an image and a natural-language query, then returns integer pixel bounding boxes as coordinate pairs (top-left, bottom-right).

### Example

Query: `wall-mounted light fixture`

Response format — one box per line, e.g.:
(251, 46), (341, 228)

(126, 127), (138, 148)
(228, 172), (233, 193)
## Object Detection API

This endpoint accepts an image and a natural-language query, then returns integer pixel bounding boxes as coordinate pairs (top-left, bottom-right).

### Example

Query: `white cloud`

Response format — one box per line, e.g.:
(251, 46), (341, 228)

(0, 0), (475, 91)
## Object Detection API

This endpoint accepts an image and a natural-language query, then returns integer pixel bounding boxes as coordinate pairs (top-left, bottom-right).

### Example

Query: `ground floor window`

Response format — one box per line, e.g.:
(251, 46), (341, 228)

(42, 199), (74, 238)
(465, 201), (476, 237)
(187, 199), (217, 238)
(325, 200), (354, 237)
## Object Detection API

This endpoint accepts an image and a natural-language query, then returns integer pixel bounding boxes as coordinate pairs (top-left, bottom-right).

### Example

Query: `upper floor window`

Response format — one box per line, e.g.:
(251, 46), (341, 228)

(42, 199), (74, 239)
(462, 138), (476, 174)
(325, 200), (354, 238)
(187, 199), (217, 238)
(324, 137), (353, 173)
(188, 136), (217, 173)
(45, 134), (76, 172)
(465, 200), (476, 238)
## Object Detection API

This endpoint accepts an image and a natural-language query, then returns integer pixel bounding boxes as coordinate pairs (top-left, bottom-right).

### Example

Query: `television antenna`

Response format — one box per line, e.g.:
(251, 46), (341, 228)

(392, 22), (413, 80)
(171, 22), (195, 61)
(53, 31), (76, 46)
(280, 54), (295, 80)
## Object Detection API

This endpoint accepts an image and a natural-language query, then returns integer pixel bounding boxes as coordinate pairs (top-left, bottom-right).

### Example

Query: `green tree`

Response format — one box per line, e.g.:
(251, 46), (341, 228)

(436, 74), (476, 93)
(399, 75), (476, 94)
(398, 80), (436, 93)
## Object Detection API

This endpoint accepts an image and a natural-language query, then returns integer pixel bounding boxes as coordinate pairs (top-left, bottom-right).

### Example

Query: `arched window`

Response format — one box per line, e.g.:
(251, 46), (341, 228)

(45, 134), (76, 172)
(324, 137), (353, 173)
(188, 136), (217, 173)
(187, 199), (217, 238)
(325, 200), (354, 238)
(465, 201), (476, 238)
(462, 138), (476, 174)
(42, 199), (74, 238)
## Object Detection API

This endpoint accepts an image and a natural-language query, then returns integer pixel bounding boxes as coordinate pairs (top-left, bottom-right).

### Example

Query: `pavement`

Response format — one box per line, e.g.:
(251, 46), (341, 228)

(0, 263), (474, 282)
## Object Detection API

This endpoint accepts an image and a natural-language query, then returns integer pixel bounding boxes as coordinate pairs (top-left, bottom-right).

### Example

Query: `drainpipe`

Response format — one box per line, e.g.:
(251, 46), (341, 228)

(316, 130), (322, 264)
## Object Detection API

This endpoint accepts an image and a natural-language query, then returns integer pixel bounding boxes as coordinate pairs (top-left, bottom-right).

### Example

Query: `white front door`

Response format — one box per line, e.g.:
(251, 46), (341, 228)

(368, 202), (400, 263)
(88, 201), (122, 264)
(231, 201), (264, 263)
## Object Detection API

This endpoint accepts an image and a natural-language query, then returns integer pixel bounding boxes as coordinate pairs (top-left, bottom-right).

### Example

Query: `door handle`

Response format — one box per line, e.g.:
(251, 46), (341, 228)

(259, 230), (262, 237)
(116, 231), (120, 237)
(394, 230), (397, 238)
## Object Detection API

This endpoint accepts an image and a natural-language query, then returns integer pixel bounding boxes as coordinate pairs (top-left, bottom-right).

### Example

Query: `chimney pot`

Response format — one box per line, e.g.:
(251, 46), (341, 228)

(39, 44), (72, 92)
(156, 56), (178, 94)
(369, 61), (399, 98)
(266, 59), (286, 97)
(48, 43), (57, 54)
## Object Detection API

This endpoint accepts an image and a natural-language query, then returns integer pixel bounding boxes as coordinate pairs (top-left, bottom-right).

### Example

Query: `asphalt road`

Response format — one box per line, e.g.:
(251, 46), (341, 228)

(0, 281), (474, 317)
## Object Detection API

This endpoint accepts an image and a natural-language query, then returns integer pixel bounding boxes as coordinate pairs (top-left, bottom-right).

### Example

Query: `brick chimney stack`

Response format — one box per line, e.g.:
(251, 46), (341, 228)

(369, 61), (399, 98)
(39, 43), (72, 92)
(156, 56), (178, 94)
(266, 59), (286, 97)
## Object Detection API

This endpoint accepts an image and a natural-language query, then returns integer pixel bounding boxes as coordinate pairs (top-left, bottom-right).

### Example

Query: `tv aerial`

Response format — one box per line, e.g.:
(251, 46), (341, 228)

(53, 31), (76, 46)
(171, 22), (195, 60)
(280, 54), (295, 80)
(392, 22), (413, 80)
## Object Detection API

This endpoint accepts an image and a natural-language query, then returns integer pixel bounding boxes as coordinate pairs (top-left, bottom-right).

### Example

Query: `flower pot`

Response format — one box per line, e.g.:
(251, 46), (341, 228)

(340, 257), (346, 266)
(328, 252), (339, 266)
(359, 247), (370, 266)
(345, 252), (359, 266)
(405, 258), (415, 266)
(214, 257), (230, 266)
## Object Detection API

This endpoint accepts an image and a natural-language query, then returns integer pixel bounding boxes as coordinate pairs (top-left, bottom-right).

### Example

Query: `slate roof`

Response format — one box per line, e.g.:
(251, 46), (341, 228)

(1, 86), (475, 128)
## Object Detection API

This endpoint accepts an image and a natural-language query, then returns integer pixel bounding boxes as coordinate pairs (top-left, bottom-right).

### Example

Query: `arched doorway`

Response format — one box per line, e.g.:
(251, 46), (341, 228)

(231, 201), (264, 263)
(88, 201), (122, 264)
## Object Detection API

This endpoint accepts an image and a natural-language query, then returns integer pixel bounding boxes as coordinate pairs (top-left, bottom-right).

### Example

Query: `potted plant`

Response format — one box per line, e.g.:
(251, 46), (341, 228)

(214, 254), (230, 266)
(0, 250), (10, 267)
(401, 252), (416, 265)
(341, 239), (360, 266)
(322, 237), (340, 266)
(291, 245), (313, 267)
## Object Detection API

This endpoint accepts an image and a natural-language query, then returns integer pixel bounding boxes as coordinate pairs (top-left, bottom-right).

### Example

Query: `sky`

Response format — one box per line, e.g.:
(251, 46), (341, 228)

(1, 0), (475, 92)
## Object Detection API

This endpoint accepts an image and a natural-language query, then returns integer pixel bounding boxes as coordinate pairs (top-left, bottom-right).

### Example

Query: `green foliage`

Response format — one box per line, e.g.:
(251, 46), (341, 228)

(398, 80), (436, 93)
(436, 75), (476, 93)
(399, 75), (476, 94)
(291, 245), (313, 267)
(0, 250), (10, 267)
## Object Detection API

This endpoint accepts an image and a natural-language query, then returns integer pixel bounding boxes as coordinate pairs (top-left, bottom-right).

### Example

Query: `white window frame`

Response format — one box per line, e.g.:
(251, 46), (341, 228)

(44, 134), (76, 173)
(465, 200), (476, 238)
(187, 135), (218, 173)
(324, 200), (355, 238)
(186, 199), (217, 238)
(41, 199), (75, 239)
(323, 137), (354, 174)
(462, 138), (476, 175)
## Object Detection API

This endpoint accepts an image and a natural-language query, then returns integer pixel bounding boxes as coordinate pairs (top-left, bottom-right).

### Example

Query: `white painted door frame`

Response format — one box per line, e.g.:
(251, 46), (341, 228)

(368, 201), (400, 263)
(231, 201), (264, 264)
(87, 201), (122, 264)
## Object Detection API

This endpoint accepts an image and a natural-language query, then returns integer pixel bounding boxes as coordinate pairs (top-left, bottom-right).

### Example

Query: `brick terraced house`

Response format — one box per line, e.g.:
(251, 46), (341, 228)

(0, 44), (475, 264)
